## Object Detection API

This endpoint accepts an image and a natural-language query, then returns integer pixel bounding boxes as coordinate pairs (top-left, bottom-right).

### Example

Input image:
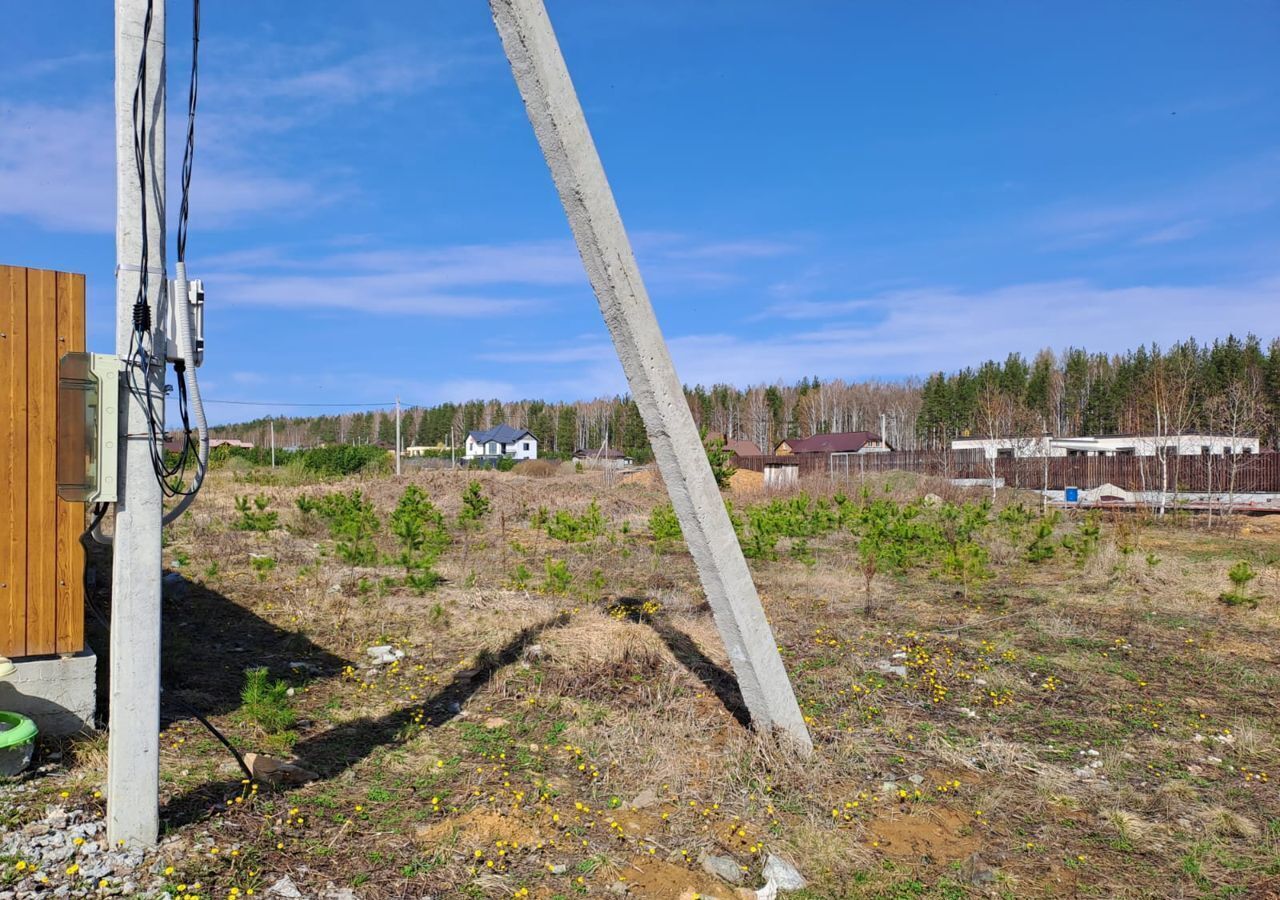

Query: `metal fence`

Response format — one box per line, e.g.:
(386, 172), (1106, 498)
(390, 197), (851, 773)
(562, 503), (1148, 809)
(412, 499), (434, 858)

(733, 449), (1280, 493)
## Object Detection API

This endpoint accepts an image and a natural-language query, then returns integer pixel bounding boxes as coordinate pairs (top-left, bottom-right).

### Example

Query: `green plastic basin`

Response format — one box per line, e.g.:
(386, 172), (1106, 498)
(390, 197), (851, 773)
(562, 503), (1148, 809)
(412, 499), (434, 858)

(0, 710), (37, 776)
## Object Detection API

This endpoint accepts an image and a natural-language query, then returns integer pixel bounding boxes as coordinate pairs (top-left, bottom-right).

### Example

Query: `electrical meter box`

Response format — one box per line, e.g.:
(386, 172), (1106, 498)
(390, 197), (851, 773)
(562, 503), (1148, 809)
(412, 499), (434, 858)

(163, 277), (205, 367)
(57, 352), (121, 504)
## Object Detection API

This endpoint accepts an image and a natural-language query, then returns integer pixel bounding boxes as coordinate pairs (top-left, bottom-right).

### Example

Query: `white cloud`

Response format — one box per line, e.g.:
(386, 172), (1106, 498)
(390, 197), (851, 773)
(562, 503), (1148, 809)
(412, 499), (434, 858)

(0, 34), (482, 235)
(1133, 219), (1208, 245)
(0, 103), (113, 231)
(0, 101), (321, 233)
(205, 239), (586, 316)
(507, 276), (1280, 392)
(658, 238), (796, 261)
(216, 277), (537, 316)
(210, 40), (487, 111)
(2, 51), (110, 82)
(205, 232), (798, 318)
(1036, 151), (1280, 249)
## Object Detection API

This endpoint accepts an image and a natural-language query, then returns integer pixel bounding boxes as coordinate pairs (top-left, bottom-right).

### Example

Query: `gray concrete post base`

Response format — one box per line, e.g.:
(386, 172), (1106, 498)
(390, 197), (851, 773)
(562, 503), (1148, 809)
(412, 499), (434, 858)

(0, 650), (97, 737)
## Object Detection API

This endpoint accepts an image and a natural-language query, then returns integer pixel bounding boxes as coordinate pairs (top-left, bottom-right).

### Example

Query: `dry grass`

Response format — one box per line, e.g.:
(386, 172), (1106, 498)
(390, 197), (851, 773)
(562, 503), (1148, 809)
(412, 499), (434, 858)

(511, 459), (559, 478)
(19, 465), (1280, 900)
(1196, 805), (1262, 840)
(1099, 807), (1165, 851)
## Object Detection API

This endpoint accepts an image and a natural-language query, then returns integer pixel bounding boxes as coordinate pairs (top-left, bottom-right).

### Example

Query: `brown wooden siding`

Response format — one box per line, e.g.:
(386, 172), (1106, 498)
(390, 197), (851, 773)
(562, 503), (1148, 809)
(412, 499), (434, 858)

(1, 265), (85, 659)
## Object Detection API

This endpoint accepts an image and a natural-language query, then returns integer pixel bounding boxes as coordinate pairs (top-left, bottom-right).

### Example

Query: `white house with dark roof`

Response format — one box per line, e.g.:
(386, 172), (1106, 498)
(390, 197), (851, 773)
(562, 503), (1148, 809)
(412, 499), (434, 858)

(464, 424), (538, 461)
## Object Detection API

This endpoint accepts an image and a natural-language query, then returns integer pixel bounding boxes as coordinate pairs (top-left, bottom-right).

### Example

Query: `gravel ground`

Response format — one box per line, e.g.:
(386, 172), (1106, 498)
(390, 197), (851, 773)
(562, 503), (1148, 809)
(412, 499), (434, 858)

(0, 781), (163, 898)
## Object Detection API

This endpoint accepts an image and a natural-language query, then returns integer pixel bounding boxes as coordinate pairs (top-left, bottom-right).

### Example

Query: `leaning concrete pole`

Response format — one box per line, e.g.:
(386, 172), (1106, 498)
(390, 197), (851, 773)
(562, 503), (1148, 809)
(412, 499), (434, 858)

(109, 0), (165, 846)
(490, 0), (811, 752)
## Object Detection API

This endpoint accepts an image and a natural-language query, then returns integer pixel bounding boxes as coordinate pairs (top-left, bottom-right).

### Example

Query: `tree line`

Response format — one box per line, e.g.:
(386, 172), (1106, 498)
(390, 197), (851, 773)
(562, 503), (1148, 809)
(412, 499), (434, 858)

(918, 335), (1279, 449)
(210, 334), (1280, 458)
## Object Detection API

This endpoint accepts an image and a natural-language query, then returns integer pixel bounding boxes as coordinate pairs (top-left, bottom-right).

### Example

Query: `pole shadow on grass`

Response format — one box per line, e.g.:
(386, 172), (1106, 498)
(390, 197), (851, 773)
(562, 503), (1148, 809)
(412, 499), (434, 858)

(157, 610), (570, 829)
(609, 597), (752, 728)
(84, 544), (350, 728)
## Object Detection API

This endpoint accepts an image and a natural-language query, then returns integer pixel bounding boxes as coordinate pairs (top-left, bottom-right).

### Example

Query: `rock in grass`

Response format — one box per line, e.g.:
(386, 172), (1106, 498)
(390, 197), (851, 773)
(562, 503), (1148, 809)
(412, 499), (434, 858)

(630, 788), (659, 809)
(243, 753), (318, 786)
(762, 854), (807, 890)
(700, 852), (744, 884)
(963, 852), (998, 885)
(366, 645), (404, 665)
(875, 661), (908, 678)
(267, 876), (303, 898)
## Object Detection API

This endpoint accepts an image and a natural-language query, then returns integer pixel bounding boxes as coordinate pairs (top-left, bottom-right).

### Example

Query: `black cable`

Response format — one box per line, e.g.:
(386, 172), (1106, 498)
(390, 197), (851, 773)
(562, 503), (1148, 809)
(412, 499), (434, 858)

(86, 502), (108, 538)
(178, 0), (200, 264)
(161, 0), (203, 495)
(165, 692), (254, 783)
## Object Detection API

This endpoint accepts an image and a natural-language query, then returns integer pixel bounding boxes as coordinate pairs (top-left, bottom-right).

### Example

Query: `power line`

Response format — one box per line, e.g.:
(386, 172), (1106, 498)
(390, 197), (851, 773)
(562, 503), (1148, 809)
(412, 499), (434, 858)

(201, 398), (397, 408)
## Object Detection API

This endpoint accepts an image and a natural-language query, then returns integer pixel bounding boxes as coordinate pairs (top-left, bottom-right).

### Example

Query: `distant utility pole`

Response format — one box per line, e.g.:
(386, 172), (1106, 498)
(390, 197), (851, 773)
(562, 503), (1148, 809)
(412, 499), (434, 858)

(490, 0), (811, 751)
(109, 0), (165, 847)
(395, 397), (402, 475)
(270, 418), (276, 468)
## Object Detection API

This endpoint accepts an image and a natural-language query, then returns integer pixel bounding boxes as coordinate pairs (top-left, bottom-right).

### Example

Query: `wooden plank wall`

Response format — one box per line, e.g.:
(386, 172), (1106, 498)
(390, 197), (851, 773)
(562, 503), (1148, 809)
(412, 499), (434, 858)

(0, 265), (85, 659)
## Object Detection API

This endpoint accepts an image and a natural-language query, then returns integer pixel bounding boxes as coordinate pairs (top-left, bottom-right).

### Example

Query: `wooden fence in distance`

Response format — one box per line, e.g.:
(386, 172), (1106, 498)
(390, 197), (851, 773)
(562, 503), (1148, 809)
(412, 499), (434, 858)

(734, 449), (1280, 494)
(1, 265), (86, 659)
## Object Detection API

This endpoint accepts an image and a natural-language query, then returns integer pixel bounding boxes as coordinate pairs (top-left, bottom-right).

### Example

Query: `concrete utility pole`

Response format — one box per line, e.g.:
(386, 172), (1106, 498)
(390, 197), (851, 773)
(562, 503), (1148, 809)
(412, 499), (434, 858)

(490, 0), (811, 751)
(270, 418), (276, 468)
(395, 397), (402, 475)
(110, 0), (165, 846)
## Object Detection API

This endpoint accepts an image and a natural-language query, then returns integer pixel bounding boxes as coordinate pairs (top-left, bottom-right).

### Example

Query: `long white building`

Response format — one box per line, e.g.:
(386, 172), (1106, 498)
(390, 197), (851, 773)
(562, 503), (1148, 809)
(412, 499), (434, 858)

(952, 433), (1261, 460)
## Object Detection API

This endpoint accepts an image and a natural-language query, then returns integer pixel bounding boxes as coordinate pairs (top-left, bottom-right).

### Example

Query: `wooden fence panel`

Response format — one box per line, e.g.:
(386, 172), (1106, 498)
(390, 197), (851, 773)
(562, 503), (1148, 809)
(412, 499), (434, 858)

(26, 269), (59, 655)
(1, 267), (29, 658)
(55, 271), (85, 655)
(0, 265), (86, 659)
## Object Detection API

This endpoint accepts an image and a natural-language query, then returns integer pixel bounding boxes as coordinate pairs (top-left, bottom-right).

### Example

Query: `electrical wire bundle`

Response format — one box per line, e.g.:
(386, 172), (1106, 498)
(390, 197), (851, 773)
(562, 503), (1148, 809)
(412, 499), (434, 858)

(123, 0), (203, 500)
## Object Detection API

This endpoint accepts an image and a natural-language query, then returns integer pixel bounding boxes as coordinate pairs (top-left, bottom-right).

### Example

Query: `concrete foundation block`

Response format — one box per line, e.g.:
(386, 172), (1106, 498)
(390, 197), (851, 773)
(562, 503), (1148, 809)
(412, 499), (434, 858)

(0, 650), (97, 737)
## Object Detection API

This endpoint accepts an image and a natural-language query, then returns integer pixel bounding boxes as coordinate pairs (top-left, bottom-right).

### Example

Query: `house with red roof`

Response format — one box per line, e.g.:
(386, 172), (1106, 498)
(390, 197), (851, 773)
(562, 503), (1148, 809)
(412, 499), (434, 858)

(774, 431), (890, 456)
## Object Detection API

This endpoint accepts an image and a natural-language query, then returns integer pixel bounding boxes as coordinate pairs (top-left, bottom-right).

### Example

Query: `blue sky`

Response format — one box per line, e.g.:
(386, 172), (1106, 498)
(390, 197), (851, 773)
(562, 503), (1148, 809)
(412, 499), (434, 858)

(2, 2), (1278, 423)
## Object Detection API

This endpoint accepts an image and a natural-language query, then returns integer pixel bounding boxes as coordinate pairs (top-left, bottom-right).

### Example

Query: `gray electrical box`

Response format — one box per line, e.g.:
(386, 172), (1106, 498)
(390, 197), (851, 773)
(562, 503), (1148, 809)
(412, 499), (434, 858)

(163, 277), (205, 367)
(57, 352), (121, 503)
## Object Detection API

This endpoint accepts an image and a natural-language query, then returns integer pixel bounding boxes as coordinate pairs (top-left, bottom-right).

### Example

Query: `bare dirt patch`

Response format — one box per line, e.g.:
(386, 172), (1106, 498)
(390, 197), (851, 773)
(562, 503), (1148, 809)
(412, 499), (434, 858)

(866, 805), (981, 863)
(414, 808), (546, 851)
(618, 856), (751, 900)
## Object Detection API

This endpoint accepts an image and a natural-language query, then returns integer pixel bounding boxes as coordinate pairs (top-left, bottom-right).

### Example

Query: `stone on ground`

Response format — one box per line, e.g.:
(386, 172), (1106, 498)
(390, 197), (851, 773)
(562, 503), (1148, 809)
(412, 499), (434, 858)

(762, 854), (807, 890)
(267, 875), (303, 898)
(700, 852), (745, 884)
